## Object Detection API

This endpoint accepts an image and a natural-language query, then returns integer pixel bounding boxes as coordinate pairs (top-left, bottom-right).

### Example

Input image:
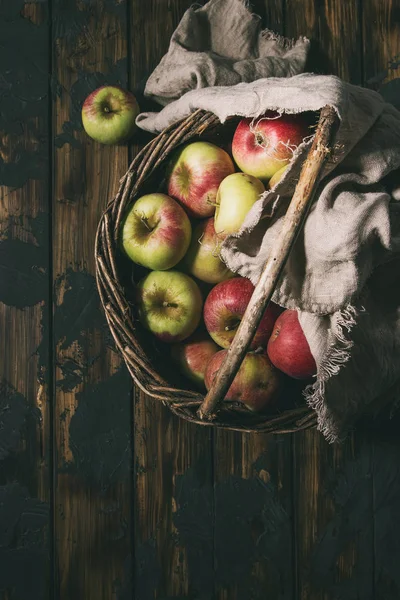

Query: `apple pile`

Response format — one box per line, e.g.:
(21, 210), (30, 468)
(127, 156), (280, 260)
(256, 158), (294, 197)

(121, 112), (316, 413)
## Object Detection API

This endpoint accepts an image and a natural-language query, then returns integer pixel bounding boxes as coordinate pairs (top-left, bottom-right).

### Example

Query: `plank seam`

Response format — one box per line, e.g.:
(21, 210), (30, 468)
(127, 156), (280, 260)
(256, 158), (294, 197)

(48, 0), (56, 597)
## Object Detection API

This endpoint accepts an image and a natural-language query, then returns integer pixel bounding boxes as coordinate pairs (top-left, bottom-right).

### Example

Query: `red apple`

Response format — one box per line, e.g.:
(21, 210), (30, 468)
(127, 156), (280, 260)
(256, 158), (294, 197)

(171, 333), (219, 388)
(166, 141), (235, 218)
(180, 217), (233, 284)
(203, 277), (282, 349)
(232, 112), (310, 181)
(267, 309), (317, 379)
(204, 350), (282, 411)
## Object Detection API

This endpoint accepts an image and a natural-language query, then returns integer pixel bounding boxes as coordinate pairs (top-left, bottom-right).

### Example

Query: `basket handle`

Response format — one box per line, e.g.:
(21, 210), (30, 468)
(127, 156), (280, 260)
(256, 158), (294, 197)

(198, 105), (339, 421)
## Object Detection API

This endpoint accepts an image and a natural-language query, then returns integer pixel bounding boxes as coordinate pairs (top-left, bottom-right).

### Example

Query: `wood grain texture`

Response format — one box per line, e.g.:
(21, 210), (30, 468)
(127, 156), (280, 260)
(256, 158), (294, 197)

(292, 433), (374, 600)
(286, 2), (374, 599)
(52, 1), (132, 598)
(371, 432), (400, 600)
(363, 0), (400, 83)
(362, 2), (400, 597)
(285, 0), (362, 82)
(213, 433), (295, 600)
(0, 2), (51, 598)
(134, 406), (214, 599)
(363, 0), (400, 106)
(1, 1), (399, 599)
(250, 0), (284, 35)
(130, 1), (214, 598)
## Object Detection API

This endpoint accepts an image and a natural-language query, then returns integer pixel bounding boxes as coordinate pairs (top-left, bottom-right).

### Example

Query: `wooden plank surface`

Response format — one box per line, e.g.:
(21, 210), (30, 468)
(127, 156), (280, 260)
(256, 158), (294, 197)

(213, 433), (295, 600)
(52, 1), (132, 598)
(130, 2), (214, 597)
(0, 2), (51, 598)
(285, 2), (374, 599)
(362, 2), (400, 598)
(286, 0), (363, 82)
(1, 0), (399, 598)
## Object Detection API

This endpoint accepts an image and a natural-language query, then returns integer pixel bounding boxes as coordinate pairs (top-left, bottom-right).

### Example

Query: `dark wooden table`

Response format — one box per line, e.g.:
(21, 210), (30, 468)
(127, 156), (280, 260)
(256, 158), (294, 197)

(1, 1), (400, 599)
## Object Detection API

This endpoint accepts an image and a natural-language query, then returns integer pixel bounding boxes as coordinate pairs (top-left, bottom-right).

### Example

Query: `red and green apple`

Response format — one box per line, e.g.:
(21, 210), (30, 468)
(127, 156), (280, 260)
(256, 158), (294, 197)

(122, 193), (191, 271)
(232, 112), (310, 181)
(204, 277), (282, 349)
(204, 349), (282, 411)
(180, 217), (233, 284)
(166, 141), (235, 218)
(82, 85), (140, 145)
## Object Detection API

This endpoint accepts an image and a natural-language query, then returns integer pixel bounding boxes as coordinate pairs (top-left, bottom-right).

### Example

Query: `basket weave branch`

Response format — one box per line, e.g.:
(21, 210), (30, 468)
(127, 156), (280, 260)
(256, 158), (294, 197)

(95, 106), (337, 434)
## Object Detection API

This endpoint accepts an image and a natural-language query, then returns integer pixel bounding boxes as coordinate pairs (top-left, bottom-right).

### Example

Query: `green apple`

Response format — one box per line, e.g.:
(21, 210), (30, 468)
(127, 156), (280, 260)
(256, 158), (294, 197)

(122, 193), (191, 271)
(136, 271), (203, 343)
(82, 85), (140, 145)
(180, 217), (233, 284)
(268, 165), (288, 189)
(214, 172), (265, 238)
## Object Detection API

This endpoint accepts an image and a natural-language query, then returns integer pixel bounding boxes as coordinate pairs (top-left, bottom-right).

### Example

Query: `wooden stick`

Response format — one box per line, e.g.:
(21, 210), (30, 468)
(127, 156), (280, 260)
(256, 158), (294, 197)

(198, 105), (338, 421)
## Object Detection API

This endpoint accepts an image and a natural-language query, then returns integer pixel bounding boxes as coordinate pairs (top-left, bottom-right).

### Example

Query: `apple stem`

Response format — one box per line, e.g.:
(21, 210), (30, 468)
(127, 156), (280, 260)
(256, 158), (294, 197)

(140, 216), (152, 231)
(163, 301), (178, 308)
(206, 200), (220, 207)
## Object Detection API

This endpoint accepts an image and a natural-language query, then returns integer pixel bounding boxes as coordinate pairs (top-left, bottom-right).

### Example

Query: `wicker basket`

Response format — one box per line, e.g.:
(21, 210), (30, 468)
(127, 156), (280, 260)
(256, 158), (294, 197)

(95, 107), (337, 434)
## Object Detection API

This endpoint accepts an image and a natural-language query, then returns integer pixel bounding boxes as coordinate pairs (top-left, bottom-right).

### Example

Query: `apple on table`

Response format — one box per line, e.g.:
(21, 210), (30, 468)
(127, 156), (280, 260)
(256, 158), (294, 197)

(121, 193), (191, 271)
(82, 85), (140, 145)
(232, 112), (310, 182)
(204, 277), (282, 349)
(205, 349), (282, 412)
(166, 141), (235, 218)
(136, 270), (203, 343)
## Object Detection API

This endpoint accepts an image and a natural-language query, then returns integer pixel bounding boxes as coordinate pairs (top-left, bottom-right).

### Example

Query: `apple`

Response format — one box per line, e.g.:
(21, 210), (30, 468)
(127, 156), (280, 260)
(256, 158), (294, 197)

(171, 332), (219, 387)
(121, 193), (191, 270)
(82, 85), (140, 145)
(214, 172), (265, 238)
(232, 112), (310, 181)
(136, 270), (203, 343)
(204, 277), (282, 349)
(180, 217), (233, 284)
(204, 349), (282, 411)
(166, 141), (235, 218)
(267, 309), (317, 379)
(268, 165), (288, 189)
